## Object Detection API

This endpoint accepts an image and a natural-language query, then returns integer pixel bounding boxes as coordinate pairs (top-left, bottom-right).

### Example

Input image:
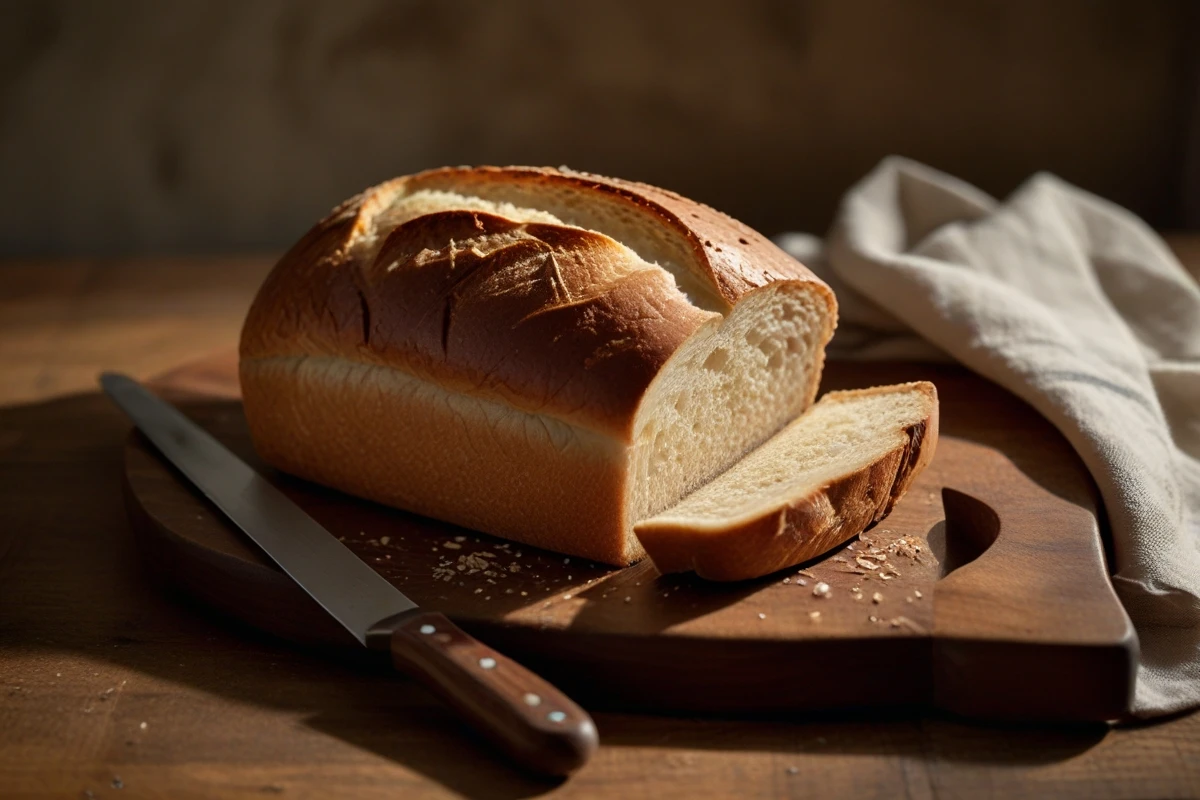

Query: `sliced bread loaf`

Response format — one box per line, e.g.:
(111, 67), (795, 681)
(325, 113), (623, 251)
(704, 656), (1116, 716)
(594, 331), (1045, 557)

(240, 166), (837, 566)
(633, 381), (939, 581)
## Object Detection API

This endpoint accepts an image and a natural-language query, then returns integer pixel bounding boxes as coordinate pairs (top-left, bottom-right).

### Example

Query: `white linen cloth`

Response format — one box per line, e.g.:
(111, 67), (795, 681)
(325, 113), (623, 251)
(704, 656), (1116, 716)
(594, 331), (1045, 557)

(776, 157), (1200, 717)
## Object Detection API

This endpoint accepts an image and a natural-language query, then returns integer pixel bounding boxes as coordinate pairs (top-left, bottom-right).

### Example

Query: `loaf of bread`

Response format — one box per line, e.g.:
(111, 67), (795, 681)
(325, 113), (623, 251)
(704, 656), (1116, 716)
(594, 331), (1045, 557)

(240, 166), (837, 566)
(635, 382), (939, 580)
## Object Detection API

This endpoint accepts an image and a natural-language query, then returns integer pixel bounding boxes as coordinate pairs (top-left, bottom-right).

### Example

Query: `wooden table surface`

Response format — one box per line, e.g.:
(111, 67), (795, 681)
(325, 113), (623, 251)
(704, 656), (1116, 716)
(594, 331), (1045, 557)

(2, 244), (1199, 800)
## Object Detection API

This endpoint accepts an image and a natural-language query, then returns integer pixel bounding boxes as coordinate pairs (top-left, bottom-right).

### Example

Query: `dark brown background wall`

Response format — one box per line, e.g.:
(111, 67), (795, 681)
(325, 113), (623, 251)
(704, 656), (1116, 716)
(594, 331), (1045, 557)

(1, 0), (1196, 256)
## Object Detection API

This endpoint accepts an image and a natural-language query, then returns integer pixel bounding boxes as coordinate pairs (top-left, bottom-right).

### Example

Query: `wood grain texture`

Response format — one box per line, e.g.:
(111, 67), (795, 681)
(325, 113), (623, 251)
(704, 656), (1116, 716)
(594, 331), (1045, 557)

(1, 255), (1198, 798)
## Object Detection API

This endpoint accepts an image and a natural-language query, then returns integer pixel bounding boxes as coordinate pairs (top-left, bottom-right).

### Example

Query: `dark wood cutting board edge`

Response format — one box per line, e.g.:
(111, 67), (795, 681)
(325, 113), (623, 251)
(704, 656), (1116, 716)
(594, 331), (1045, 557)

(122, 353), (1136, 721)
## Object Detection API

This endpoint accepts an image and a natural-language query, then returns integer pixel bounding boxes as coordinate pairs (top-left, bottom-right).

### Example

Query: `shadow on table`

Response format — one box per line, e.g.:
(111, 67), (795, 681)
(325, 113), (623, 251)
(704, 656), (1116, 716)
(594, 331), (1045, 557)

(594, 708), (1108, 766)
(0, 388), (564, 799)
(0, 387), (1115, 799)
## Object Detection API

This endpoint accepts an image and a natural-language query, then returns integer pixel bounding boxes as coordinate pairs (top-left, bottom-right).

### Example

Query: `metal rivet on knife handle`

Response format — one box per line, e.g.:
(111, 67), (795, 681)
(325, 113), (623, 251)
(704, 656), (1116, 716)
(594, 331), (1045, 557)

(387, 610), (598, 776)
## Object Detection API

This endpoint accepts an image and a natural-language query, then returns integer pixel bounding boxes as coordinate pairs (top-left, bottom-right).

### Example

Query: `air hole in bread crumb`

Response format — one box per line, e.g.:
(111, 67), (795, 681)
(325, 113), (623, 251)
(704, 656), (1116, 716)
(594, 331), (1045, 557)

(703, 348), (729, 372)
(738, 237), (749, 245)
(754, 337), (777, 359)
(704, 240), (713, 248)
(767, 351), (783, 370)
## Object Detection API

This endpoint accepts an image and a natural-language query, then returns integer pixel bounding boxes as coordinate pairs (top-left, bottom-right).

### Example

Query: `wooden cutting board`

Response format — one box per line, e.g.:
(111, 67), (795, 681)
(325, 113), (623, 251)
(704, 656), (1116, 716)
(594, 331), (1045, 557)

(122, 352), (1136, 721)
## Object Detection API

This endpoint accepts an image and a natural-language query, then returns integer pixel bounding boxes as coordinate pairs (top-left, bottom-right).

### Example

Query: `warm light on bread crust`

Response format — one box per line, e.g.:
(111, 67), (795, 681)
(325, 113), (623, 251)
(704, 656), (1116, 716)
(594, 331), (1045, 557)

(240, 166), (837, 565)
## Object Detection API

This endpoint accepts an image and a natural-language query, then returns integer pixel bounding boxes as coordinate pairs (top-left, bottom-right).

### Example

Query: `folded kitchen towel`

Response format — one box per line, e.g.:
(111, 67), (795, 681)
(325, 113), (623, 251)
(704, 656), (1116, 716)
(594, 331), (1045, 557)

(777, 157), (1200, 718)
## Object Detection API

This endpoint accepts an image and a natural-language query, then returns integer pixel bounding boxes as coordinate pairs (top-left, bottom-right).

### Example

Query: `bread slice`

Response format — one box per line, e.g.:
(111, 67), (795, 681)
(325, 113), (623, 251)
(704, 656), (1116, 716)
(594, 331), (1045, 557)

(240, 166), (837, 566)
(634, 382), (939, 581)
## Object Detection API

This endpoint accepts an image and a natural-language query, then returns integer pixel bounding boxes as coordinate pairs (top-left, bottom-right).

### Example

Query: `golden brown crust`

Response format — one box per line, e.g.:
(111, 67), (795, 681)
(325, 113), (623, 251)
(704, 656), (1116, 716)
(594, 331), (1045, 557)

(241, 166), (833, 438)
(405, 166), (832, 305)
(634, 383), (940, 581)
(241, 355), (643, 566)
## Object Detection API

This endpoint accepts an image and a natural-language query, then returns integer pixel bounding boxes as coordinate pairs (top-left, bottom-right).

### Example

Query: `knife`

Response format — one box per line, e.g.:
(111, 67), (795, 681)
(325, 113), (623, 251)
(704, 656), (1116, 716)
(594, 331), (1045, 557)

(101, 372), (598, 776)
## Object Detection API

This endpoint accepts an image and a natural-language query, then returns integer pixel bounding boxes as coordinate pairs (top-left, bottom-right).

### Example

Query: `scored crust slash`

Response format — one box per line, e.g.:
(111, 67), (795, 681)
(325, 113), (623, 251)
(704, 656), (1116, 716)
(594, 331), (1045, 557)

(238, 166), (937, 580)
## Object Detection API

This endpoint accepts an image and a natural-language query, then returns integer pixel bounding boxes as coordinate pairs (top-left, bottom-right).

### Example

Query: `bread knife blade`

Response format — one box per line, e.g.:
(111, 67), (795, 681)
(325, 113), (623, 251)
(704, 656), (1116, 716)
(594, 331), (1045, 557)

(100, 372), (597, 776)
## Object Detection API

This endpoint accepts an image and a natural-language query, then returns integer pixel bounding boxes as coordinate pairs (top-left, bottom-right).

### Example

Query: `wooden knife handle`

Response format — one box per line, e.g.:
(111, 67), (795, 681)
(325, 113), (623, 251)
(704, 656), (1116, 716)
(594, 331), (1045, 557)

(386, 610), (598, 776)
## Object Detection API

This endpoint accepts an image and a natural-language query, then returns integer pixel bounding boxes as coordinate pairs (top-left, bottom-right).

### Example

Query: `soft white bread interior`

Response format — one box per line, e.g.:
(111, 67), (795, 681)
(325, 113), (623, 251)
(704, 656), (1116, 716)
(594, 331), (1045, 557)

(634, 382), (939, 581)
(240, 167), (837, 566)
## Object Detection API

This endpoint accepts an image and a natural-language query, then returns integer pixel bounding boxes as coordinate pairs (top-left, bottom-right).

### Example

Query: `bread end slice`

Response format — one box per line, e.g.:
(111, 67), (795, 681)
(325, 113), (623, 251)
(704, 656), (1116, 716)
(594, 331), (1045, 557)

(633, 381), (939, 581)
